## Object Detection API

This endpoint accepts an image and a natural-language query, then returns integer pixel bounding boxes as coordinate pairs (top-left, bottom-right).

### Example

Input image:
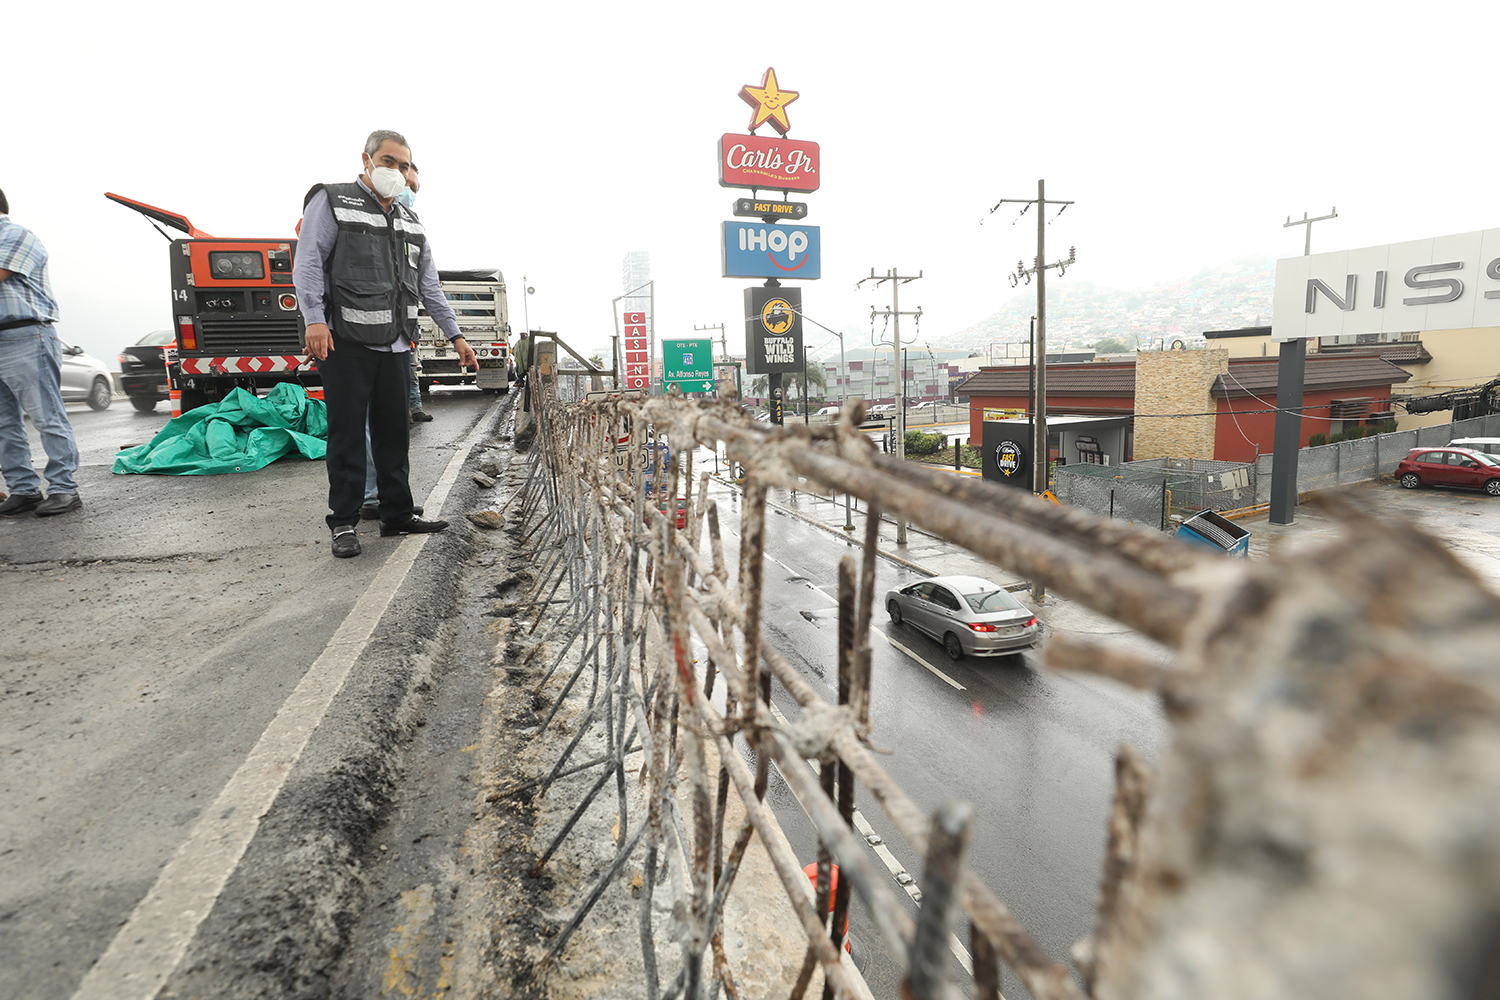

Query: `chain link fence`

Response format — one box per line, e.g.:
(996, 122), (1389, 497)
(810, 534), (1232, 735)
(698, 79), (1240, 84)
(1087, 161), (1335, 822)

(1058, 414), (1500, 526)
(1054, 458), (1256, 530)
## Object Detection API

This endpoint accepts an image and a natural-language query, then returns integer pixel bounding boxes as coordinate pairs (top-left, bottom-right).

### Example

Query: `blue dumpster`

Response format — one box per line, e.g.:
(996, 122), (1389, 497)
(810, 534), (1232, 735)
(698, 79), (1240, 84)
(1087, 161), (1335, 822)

(1174, 509), (1251, 557)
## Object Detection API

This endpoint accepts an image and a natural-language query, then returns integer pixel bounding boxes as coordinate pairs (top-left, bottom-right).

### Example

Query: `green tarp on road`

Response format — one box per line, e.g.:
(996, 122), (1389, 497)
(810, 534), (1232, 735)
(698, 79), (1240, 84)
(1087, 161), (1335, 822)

(113, 383), (328, 475)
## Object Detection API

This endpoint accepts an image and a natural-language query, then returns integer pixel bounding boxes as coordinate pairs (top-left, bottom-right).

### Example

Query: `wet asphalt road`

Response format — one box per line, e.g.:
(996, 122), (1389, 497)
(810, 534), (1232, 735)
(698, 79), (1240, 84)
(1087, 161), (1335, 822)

(692, 459), (1170, 1000)
(0, 388), (508, 1000)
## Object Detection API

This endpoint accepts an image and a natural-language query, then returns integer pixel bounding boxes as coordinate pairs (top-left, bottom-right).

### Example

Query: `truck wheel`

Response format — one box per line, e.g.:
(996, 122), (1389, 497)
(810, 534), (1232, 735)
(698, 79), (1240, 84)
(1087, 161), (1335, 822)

(419, 379), (431, 395)
(88, 376), (113, 410)
(179, 387), (209, 414)
(130, 394), (158, 413)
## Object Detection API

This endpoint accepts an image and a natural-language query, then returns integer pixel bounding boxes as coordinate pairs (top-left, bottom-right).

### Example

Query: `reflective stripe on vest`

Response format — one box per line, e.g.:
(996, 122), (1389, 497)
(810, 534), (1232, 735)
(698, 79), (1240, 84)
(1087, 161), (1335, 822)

(342, 306), (395, 326)
(332, 206), (388, 228)
(317, 181), (425, 347)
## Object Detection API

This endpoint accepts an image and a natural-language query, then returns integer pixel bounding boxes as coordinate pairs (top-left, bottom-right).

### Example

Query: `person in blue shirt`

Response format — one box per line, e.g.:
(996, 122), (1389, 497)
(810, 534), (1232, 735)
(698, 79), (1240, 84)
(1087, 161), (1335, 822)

(0, 188), (83, 517)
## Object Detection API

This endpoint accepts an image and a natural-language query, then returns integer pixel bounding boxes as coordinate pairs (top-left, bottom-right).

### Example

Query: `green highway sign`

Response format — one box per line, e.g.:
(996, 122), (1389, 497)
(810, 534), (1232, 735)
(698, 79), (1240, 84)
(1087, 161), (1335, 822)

(662, 338), (715, 393)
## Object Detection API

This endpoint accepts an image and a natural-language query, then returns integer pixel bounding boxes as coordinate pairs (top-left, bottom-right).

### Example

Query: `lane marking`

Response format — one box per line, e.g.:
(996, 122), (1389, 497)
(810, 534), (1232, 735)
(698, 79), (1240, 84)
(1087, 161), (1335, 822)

(719, 515), (965, 691)
(763, 700), (973, 977)
(71, 400), (502, 1000)
(882, 633), (966, 691)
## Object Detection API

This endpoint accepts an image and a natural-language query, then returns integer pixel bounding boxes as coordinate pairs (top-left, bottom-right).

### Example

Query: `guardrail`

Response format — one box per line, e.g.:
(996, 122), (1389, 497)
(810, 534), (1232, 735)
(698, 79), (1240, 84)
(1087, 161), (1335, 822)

(504, 384), (1500, 1000)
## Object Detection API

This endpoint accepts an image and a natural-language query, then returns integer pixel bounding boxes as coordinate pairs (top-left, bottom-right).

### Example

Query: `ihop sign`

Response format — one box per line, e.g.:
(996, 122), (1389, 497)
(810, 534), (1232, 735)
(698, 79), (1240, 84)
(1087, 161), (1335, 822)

(721, 222), (821, 280)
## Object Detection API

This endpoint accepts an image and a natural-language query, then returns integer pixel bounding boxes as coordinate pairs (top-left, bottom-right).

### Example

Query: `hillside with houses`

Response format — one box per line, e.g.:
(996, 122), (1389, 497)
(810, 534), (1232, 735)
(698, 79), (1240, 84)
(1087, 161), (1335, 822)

(947, 254), (1277, 355)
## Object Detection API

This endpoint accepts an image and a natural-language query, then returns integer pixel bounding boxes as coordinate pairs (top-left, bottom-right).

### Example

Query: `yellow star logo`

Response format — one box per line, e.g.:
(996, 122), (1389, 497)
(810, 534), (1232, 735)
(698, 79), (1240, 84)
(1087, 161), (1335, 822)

(739, 67), (799, 136)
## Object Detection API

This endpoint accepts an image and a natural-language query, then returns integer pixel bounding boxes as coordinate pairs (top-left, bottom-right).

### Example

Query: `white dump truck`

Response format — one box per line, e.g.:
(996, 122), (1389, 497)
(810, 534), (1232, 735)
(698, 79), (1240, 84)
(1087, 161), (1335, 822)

(415, 269), (511, 394)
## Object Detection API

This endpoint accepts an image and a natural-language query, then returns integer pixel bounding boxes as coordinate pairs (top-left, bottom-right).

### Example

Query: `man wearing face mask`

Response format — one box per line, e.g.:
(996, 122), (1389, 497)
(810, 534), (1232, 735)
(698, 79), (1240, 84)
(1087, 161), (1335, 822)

(295, 130), (477, 558)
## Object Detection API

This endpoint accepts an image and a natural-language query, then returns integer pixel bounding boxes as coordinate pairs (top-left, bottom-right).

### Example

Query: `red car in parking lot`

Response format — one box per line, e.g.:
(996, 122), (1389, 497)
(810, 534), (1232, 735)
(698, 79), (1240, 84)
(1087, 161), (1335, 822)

(1394, 447), (1500, 496)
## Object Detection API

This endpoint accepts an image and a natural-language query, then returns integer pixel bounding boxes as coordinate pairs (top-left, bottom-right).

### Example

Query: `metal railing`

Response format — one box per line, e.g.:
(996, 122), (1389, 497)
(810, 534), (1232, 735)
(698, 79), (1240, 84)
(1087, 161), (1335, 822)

(501, 379), (1500, 1000)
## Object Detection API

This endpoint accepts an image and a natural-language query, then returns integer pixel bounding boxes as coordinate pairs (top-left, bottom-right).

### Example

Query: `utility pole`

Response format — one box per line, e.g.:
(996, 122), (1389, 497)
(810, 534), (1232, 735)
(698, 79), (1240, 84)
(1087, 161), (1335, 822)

(1285, 208), (1337, 257)
(860, 267), (923, 544)
(1270, 208), (1337, 525)
(988, 180), (1075, 603)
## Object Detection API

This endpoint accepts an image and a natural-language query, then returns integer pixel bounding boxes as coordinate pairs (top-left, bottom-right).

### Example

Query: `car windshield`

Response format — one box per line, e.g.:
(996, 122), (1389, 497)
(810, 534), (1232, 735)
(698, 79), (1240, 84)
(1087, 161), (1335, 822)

(140, 330), (176, 346)
(962, 588), (1023, 614)
(1471, 452), (1500, 466)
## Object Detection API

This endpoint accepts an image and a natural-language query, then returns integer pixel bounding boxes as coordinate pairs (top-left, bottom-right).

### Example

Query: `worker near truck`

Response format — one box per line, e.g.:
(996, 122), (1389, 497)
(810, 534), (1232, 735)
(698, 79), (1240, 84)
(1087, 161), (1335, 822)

(362, 162), (430, 518)
(0, 188), (84, 518)
(295, 130), (477, 558)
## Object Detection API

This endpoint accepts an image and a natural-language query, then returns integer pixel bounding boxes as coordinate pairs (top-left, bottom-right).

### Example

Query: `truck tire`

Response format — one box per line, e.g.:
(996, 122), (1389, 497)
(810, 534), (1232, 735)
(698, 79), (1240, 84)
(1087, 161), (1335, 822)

(179, 386), (209, 414)
(129, 394), (158, 413)
(419, 378), (431, 395)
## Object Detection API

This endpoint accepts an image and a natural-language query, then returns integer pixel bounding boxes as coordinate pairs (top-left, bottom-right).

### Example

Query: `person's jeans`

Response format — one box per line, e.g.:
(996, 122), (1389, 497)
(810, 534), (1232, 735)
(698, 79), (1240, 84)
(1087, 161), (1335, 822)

(0, 324), (80, 495)
(407, 353), (422, 411)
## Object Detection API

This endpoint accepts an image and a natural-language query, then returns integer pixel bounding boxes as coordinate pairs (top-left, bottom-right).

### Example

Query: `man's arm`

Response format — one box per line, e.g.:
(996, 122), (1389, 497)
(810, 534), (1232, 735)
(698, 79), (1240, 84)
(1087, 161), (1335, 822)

(0, 268), (13, 281)
(292, 190), (339, 361)
(416, 242), (477, 368)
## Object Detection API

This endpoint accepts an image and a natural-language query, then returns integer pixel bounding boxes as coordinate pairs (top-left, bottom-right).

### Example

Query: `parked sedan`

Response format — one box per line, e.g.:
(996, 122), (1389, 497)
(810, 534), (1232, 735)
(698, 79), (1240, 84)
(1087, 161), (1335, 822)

(1395, 447), (1500, 496)
(117, 329), (175, 412)
(59, 340), (113, 410)
(885, 575), (1040, 660)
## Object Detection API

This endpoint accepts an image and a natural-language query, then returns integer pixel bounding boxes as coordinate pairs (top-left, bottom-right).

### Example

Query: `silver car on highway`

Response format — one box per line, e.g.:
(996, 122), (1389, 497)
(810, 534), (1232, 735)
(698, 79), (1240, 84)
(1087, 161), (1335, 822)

(885, 575), (1039, 660)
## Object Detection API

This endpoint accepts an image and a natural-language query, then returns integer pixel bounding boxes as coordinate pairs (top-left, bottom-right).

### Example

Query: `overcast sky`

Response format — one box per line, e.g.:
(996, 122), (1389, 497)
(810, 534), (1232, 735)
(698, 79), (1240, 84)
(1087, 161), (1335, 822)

(10, 1), (1494, 370)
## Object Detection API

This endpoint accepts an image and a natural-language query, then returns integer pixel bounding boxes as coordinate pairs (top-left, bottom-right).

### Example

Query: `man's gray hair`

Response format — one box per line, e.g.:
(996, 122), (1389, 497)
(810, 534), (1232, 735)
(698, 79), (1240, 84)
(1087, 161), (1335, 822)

(364, 130), (410, 156)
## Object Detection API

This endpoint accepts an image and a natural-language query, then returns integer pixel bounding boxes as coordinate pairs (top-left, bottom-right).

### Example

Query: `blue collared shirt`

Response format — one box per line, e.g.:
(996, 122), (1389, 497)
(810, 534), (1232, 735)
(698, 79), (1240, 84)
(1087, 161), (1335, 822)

(0, 215), (60, 325)
(293, 177), (462, 352)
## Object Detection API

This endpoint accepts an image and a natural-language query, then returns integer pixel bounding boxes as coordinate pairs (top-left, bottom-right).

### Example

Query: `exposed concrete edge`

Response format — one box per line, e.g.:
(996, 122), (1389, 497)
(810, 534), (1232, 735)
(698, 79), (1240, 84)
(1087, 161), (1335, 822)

(153, 397), (515, 999)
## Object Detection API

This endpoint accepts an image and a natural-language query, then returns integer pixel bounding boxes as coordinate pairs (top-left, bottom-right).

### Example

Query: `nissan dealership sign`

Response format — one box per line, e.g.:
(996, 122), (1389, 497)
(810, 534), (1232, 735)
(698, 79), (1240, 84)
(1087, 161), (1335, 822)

(1272, 227), (1500, 340)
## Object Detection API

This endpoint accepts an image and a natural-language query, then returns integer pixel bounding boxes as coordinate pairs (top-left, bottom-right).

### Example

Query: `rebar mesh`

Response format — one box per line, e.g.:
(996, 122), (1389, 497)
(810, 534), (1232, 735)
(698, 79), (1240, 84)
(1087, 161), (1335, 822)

(502, 374), (1500, 1000)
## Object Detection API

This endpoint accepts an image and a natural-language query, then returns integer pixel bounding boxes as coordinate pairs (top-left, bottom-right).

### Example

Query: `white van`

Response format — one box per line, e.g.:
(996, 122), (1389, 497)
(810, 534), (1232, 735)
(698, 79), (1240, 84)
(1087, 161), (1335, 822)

(815, 405), (842, 416)
(1448, 437), (1500, 456)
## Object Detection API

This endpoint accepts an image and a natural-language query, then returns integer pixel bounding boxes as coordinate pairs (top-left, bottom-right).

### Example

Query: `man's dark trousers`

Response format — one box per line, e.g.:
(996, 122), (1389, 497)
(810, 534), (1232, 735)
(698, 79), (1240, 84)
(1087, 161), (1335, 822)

(319, 338), (414, 529)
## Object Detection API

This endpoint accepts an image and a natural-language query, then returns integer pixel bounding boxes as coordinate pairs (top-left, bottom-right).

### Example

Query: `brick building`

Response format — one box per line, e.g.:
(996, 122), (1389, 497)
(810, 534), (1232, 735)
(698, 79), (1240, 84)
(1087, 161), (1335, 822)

(954, 350), (1410, 464)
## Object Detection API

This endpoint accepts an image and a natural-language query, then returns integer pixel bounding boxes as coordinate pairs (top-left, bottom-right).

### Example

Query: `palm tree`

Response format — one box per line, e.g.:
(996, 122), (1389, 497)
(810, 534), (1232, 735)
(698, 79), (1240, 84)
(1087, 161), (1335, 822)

(749, 361), (827, 410)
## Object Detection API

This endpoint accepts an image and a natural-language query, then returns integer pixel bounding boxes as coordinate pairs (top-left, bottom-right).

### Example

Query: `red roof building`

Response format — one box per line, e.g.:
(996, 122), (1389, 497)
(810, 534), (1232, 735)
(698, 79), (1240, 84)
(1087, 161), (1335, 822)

(954, 350), (1410, 463)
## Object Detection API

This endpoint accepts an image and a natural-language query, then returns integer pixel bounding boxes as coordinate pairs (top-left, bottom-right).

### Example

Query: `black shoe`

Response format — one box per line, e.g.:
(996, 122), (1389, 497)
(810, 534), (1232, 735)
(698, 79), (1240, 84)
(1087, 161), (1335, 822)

(410, 409), (434, 423)
(331, 525), (361, 558)
(380, 515), (449, 537)
(35, 493), (82, 517)
(362, 503), (422, 520)
(0, 492), (44, 517)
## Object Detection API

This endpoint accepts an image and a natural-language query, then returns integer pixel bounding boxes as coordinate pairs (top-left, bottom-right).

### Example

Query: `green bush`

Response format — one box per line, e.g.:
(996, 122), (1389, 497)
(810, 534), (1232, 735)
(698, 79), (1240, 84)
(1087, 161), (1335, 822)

(1308, 432), (1328, 448)
(904, 430), (944, 455)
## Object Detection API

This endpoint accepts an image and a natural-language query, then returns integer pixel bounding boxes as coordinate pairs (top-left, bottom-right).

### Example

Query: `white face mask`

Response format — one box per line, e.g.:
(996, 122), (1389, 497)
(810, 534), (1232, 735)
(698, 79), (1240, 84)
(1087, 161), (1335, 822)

(367, 164), (407, 200)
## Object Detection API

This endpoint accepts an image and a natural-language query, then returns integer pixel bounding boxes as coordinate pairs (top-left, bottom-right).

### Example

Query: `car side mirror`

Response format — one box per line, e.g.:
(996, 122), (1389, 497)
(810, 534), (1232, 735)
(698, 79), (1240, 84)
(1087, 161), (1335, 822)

(65, 345), (83, 356)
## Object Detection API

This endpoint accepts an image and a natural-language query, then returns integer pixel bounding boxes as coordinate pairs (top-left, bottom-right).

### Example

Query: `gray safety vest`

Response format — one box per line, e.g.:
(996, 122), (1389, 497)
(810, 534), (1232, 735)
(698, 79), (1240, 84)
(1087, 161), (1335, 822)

(307, 180), (425, 346)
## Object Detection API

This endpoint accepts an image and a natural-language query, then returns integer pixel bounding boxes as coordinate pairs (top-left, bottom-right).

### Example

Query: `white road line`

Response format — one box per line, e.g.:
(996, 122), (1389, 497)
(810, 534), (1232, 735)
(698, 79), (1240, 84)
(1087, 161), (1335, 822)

(881, 632), (966, 690)
(764, 700), (974, 977)
(70, 401), (500, 1000)
(721, 519), (964, 691)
